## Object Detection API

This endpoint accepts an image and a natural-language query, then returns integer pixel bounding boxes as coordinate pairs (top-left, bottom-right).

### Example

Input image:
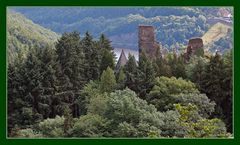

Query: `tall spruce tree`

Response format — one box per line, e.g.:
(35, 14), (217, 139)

(8, 58), (28, 133)
(201, 52), (232, 132)
(116, 67), (126, 90)
(222, 50), (233, 132)
(98, 34), (116, 74)
(124, 54), (138, 92)
(55, 31), (85, 117)
(100, 67), (117, 93)
(82, 32), (100, 81)
(137, 52), (156, 98)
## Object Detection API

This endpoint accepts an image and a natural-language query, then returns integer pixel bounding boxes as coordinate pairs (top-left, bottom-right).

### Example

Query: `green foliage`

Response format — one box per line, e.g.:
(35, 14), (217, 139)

(76, 80), (102, 115)
(100, 67), (117, 93)
(154, 56), (172, 77)
(15, 128), (43, 138)
(104, 89), (164, 137)
(125, 55), (138, 92)
(166, 53), (186, 78)
(116, 122), (138, 137)
(175, 104), (228, 138)
(70, 114), (109, 137)
(173, 93), (215, 117)
(186, 56), (209, 88)
(82, 32), (101, 81)
(87, 93), (109, 116)
(98, 34), (116, 74)
(116, 67), (126, 90)
(137, 52), (156, 98)
(147, 76), (215, 117)
(56, 31), (86, 91)
(160, 110), (186, 137)
(200, 52), (233, 132)
(37, 116), (65, 137)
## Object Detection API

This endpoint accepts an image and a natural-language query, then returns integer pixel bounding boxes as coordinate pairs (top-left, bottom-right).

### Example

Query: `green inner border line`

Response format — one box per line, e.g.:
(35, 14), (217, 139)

(5, 5), (235, 140)
(1, 0), (239, 144)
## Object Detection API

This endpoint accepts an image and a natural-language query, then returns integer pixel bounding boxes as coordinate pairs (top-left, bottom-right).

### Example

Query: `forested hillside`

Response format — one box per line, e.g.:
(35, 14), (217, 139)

(7, 11), (60, 64)
(11, 7), (232, 51)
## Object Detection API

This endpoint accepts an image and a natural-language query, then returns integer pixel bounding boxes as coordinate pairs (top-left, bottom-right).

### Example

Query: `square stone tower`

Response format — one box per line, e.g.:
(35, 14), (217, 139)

(138, 25), (160, 60)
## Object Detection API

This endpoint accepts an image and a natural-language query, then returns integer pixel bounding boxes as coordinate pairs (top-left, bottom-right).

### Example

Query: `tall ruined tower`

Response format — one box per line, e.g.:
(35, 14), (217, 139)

(138, 25), (160, 60)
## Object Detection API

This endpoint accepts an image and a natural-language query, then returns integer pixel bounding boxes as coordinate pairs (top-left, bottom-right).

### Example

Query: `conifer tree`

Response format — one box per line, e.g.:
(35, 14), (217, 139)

(124, 54), (138, 92)
(55, 32), (85, 117)
(82, 32), (100, 81)
(201, 52), (232, 132)
(98, 34), (116, 74)
(154, 56), (172, 77)
(100, 49), (115, 74)
(100, 67), (117, 93)
(116, 67), (126, 90)
(137, 52), (156, 98)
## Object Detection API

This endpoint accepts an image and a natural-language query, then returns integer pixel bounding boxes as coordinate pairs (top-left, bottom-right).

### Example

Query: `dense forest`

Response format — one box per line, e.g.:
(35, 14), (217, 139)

(11, 7), (233, 52)
(8, 30), (232, 138)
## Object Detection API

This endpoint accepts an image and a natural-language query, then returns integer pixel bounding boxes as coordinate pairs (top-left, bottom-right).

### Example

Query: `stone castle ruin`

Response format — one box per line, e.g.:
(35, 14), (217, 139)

(138, 25), (160, 60)
(184, 38), (204, 62)
(116, 25), (204, 67)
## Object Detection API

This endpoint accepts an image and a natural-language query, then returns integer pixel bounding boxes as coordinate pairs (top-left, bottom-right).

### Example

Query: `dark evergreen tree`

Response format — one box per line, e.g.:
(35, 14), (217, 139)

(99, 49), (115, 74)
(124, 54), (138, 92)
(167, 52), (186, 78)
(20, 47), (44, 126)
(154, 55), (172, 77)
(98, 34), (116, 74)
(82, 32), (100, 81)
(201, 52), (232, 132)
(116, 67), (126, 90)
(55, 31), (85, 117)
(137, 52), (156, 98)
(8, 59), (27, 134)
(222, 50), (233, 132)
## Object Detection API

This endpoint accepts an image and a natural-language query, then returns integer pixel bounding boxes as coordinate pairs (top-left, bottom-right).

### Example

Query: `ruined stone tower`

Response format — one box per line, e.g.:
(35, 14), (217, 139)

(138, 25), (160, 60)
(184, 37), (204, 62)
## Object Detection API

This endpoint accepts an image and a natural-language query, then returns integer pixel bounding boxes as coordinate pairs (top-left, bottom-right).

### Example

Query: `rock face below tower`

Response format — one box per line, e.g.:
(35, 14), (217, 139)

(184, 37), (204, 62)
(138, 25), (160, 60)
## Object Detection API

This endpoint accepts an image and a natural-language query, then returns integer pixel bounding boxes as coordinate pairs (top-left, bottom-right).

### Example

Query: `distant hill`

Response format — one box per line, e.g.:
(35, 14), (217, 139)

(8, 7), (233, 56)
(7, 11), (60, 63)
(11, 7), (233, 51)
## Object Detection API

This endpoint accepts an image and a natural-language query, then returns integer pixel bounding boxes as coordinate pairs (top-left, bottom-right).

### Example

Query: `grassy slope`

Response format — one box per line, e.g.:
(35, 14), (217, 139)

(201, 22), (231, 48)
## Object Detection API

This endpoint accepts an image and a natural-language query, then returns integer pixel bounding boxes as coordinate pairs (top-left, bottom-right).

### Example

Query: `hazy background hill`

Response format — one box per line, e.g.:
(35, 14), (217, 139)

(8, 7), (233, 61)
